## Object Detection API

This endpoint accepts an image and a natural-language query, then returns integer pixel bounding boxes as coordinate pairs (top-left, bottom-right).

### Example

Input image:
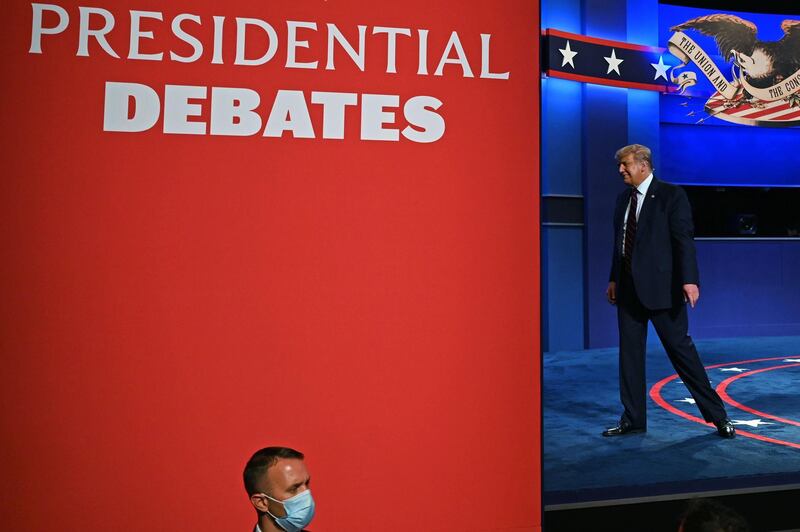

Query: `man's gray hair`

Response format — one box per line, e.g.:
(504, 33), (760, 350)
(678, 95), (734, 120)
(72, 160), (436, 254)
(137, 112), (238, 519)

(615, 144), (653, 170)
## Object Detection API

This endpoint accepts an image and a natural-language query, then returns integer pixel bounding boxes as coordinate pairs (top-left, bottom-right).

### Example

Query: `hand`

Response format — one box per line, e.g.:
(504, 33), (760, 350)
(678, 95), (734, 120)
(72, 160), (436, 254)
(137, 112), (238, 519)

(606, 282), (617, 305)
(683, 284), (700, 308)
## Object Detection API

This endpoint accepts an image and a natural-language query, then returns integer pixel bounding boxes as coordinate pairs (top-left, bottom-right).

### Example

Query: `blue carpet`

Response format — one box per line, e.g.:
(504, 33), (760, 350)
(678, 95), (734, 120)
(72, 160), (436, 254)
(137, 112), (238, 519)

(543, 336), (800, 506)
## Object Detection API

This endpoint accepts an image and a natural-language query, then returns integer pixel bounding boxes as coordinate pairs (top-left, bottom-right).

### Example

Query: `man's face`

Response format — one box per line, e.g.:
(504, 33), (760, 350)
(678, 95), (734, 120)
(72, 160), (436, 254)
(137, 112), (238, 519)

(263, 458), (311, 518)
(618, 154), (649, 187)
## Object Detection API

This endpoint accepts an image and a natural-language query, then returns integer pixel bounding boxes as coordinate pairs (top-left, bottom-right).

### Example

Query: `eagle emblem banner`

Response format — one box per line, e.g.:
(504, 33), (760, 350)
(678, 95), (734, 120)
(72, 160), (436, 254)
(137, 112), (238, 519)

(667, 15), (800, 127)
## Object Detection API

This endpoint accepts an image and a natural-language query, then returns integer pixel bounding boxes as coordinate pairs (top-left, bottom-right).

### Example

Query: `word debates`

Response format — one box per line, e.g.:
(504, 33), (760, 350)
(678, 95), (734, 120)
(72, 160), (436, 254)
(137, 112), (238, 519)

(104, 83), (445, 143)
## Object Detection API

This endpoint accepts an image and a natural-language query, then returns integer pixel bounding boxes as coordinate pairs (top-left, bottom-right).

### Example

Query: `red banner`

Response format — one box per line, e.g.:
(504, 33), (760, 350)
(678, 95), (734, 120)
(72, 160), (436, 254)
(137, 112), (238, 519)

(1, 1), (541, 530)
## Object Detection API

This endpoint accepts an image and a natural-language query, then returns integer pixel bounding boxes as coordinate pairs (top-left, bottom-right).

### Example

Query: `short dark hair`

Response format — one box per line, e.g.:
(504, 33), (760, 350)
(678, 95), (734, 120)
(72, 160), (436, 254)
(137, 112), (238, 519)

(243, 447), (305, 495)
(680, 498), (750, 532)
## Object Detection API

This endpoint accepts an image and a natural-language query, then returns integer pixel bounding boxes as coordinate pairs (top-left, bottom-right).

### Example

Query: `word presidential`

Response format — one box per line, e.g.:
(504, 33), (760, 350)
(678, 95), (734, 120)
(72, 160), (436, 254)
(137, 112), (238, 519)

(29, 3), (512, 143)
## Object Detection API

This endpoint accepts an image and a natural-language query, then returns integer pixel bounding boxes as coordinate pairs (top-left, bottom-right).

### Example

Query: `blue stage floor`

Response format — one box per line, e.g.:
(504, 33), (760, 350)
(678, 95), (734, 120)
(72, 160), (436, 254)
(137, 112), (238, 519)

(543, 336), (800, 508)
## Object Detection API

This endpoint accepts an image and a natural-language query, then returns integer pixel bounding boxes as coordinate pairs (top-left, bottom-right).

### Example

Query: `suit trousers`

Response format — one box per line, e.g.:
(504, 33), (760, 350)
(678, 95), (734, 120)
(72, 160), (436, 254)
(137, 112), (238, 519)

(617, 271), (727, 428)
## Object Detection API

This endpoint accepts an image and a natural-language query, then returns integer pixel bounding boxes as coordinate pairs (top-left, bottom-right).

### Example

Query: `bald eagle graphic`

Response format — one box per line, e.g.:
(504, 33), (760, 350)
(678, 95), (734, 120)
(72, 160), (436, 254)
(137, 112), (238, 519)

(671, 14), (800, 89)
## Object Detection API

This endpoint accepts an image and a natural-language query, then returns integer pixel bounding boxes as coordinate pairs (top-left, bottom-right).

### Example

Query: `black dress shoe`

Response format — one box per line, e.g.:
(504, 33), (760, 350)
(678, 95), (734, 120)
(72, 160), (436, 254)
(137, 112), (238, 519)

(602, 420), (646, 437)
(714, 418), (736, 439)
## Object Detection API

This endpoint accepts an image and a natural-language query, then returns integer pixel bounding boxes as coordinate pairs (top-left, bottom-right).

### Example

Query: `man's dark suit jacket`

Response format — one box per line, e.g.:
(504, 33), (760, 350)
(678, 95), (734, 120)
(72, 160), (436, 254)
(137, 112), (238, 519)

(609, 177), (699, 310)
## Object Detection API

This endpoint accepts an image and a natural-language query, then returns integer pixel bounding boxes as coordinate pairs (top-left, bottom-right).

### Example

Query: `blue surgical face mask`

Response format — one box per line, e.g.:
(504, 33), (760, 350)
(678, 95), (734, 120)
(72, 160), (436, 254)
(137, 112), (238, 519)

(262, 489), (315, 532)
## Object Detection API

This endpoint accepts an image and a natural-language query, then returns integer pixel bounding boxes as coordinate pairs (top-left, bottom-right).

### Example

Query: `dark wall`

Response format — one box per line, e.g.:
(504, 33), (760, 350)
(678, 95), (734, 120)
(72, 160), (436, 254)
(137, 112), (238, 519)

(692, 241), (800, 338)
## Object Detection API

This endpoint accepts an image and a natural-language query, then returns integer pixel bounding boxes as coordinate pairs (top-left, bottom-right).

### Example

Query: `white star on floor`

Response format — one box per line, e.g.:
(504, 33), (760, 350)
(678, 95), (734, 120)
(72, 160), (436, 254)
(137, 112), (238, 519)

(651, 55), (670, 80)
(731, 419), (774, 428)
(720, 367), (749, 373)
(604, 49), (623, 75)
(783, 358), (800, 363)
(676, 397), (696, 404)
(559, 40), (578, 68)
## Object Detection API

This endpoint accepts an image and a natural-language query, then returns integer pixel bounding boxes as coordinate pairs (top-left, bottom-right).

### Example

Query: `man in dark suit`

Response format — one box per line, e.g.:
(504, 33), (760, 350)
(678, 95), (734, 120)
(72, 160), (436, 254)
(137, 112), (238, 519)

(604, 144), (735, 439)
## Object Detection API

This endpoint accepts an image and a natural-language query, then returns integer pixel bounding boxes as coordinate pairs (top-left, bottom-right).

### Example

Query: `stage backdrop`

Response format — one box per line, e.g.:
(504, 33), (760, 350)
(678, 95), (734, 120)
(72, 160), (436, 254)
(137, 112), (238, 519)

(0, 1), (541, 531)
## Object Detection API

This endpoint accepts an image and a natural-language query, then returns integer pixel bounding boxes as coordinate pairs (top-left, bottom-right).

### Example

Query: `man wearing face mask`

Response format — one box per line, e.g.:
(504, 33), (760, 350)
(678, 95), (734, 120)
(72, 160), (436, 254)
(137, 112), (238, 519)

(243, 446), (316, 532)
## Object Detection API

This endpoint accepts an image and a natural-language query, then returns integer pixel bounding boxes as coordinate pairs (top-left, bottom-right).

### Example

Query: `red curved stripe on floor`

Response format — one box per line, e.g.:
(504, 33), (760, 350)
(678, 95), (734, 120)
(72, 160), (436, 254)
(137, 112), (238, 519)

(650, 373), (708, 426)
(703, 356), (794, 369)
(720, 430), (800, 449)
(649, 357), (800, 450)
(716, 364), (800, 427)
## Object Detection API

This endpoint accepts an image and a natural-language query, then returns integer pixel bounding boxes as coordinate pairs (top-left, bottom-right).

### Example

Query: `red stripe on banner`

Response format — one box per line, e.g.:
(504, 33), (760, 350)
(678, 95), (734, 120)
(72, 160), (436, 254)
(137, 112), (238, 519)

(545, 70), (670, 92)
(716, 364), (800, 426)
(708, 100), (754, 114)
(544, 28), (665, 53)
(740, 102), (791, 119)
(773, 108), (800, 121)
(727, 103), (753, 113)
(649, 357), (800, 450)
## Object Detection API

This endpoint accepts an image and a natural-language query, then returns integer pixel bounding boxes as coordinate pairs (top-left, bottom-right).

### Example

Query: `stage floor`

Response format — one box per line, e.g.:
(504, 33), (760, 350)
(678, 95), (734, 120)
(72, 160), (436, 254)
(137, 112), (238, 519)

(543, 335), (800, 509)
